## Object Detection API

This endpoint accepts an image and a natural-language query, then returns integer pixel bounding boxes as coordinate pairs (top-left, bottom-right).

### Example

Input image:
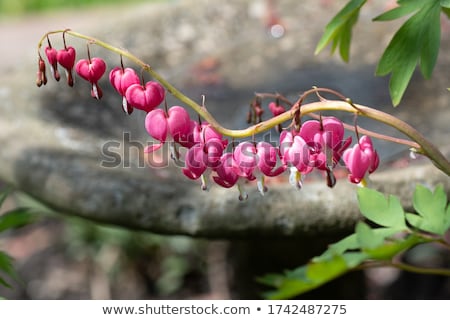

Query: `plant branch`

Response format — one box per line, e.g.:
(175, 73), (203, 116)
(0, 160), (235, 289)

(362, 260), (450, 277)
(38, 30), (450, 176)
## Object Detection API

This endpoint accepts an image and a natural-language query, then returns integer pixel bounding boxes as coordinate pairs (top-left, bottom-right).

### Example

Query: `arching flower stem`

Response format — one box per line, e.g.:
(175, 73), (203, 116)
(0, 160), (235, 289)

(37, 30), (450, 176)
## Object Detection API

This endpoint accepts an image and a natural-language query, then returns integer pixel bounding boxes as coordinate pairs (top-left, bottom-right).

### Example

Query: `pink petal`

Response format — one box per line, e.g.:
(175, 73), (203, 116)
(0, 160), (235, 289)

(145, 109), (168, 143)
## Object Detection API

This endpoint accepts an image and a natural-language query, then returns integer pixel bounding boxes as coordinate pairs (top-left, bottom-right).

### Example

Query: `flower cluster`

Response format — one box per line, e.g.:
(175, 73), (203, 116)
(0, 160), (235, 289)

(37, 37), (165, 113)
(144, 108), (379, 199)
(37, 35), (380, 200)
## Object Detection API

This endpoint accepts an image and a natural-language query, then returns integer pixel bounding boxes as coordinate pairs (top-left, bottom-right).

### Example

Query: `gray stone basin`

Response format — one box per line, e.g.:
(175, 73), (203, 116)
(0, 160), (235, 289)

(0, 0), (449, 238)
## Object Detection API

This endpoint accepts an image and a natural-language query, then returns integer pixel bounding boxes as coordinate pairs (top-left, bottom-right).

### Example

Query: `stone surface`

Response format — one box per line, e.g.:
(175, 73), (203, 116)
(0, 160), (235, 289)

(0, 0), (449, 238)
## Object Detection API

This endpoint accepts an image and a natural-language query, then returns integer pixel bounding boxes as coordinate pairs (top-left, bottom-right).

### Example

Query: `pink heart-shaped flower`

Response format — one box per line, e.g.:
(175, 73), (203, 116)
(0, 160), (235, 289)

(268, 101), (286, 117)
(109, 67), (140, 114)
(144, 109), (168, 152)
(45, 46), (60, 81)
(109, 67), (140, 96)
(57, 46), (76, 86)
(56, 46), (76, 70)
(125, 81), (165, 112)
(75, 58), (106, 83)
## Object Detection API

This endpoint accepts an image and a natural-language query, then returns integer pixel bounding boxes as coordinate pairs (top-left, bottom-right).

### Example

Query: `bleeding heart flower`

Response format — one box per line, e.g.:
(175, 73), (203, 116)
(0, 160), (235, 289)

(279, 130), (312, 189)
(343, 135), (379, 185)
(45, 46), (60, 81)
(183, 143), (208, 181)
(144, 106), (191, 153)
(125, 81), (165, 112)
(233, 141), (257, 180)
(75, 57), (107, 99)
(212, 152), (239, 188)
(256, 141), (286, 177)
(268, 101), (286, 117)
(299, 117), (352, 171)
(56, 46), (76, 86)
(109, 67), (140, 114)
(192, 122), (228, 148)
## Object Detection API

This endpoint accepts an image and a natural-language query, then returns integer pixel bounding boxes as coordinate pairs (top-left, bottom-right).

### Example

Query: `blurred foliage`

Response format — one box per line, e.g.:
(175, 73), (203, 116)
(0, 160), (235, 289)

(316, 0), (450, 106)
(0, 0), (154, 15)
(260, 184), (450, 299)
(64, 216), (205, 297)
(0, 187), (36, 290)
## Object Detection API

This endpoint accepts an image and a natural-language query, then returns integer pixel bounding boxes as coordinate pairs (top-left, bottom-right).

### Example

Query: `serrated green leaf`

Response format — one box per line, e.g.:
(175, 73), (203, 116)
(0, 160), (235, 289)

(410, 184), (449, 235)
(364, 233), (425, 260)
(356, 221), (385, 249)
(342, 252), (368, 268)
(357, 188), (407, 228)
(406, 212), (448, 235)
(0, 208), (35, 233)
(315, 227), (401, 262)
(306, 255), (348, 282)
(264, 256), (350, 299)
(413, 184), (447, 219)
(314, 234), (358, 262)
(375, 1), (441, 106)
(315, 0), (367, 57)
(373, 0), (423, 21)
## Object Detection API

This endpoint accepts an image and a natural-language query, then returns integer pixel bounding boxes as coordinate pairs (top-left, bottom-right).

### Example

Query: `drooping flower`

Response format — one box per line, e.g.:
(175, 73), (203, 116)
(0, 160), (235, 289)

(343, 135), (379, 185)
(232, 141), (284, 195)
(212, 152), (248, 200)
(299, 117), (352, 171)
(75, 57), (107, 99)
(56, 46), (76, 86)
(268, 101), (286, 117)
(182, 137), (225, 190)
(279, 130), (312, 189)
(109, 67), (140, 114)
(125, 81), (165, 112)
(144, 106), (192, 153)
(45, 46), (60, 81)
(212, 152), (239, 188)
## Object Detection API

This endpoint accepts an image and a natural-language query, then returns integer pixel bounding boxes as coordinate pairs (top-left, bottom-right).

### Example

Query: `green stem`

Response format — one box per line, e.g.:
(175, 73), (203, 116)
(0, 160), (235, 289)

(38, 30), (450, 176)
(382, 261), (450, 277)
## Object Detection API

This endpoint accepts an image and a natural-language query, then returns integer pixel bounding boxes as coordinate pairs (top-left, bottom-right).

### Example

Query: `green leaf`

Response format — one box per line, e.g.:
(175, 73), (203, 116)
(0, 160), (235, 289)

(315, 227), (401, 262)
(315, 0), (367, 61)
(0, 208), (35, 233)
(413, 184), (447, 219)
(441, 0), (450, 8)
(357, 188), (407, 229)
(356, 221), (385, 250)
(0, 252), (17, 288)
(264, 255), (349, 299)
(375, 1), (442, 106)
(407, 184), (449, 235)
(363, 233), (425, 260)
(373, 0), (423, 21)
(342, 252), (368, 268)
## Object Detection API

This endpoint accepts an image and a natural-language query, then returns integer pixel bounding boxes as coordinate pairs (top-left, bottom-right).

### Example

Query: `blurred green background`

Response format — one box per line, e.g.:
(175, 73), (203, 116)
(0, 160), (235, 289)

(0, 0), (151, 15)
